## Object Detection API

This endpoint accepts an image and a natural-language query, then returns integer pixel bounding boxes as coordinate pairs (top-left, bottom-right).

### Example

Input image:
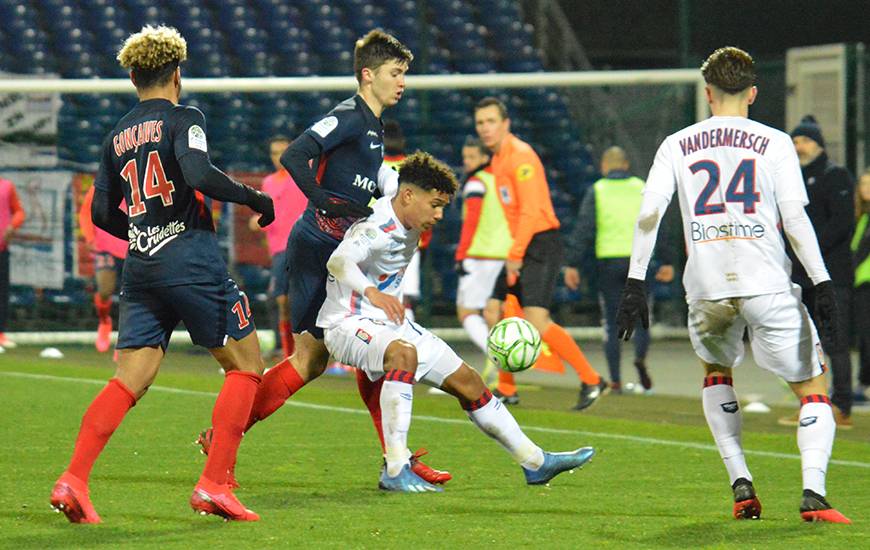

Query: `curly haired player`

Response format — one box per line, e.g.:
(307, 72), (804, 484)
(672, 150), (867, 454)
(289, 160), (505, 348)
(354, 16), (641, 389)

(50, 25), (274, 523)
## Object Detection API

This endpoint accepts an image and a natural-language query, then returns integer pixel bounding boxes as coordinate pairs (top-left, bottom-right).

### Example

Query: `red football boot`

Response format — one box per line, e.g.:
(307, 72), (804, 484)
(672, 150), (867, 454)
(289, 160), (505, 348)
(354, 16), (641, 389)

(410, 448), (452, 485)
(95, 319), (111, 353)
(732, 478), (762, 520)
(190, 477), (259, 522)
(195, 428), (240, 489)
(800, 490), (851, 524)
(50, 472), (102, 524)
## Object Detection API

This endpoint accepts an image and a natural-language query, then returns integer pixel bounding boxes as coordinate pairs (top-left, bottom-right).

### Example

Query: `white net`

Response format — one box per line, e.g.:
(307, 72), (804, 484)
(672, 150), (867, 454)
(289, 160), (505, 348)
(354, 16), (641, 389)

(0, 70), (703, 342)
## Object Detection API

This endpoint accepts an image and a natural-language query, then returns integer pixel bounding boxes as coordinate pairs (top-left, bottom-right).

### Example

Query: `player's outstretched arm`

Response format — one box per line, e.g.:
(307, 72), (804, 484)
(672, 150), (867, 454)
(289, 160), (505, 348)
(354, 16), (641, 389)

(178, 154), (274, 226)
(281, 134), (372, 218)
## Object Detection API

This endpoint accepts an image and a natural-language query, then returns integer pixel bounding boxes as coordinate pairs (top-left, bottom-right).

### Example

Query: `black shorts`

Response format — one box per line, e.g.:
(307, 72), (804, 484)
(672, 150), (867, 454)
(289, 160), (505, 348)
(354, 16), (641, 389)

(117, 278), (256, 351)
(493, 229), (562, 308)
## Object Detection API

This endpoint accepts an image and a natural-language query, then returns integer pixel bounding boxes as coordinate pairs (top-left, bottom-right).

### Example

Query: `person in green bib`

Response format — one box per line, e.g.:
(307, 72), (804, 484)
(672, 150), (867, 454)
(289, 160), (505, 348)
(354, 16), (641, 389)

(852, 169), (870, 403)
(564, 146), (673, 393)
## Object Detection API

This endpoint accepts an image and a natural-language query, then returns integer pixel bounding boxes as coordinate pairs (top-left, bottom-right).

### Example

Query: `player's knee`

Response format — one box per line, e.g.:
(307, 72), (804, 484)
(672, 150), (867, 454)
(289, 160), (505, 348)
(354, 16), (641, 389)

(443, 363), (487, 403)
(384, 340), (418, 373)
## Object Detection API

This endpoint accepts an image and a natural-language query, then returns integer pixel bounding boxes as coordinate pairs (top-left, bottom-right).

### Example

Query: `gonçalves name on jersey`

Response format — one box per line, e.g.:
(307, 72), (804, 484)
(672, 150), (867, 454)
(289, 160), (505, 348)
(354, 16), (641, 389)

(128, 220), (186, 256)
(113, 120), (163, 157)
(679, 127), (770, 157)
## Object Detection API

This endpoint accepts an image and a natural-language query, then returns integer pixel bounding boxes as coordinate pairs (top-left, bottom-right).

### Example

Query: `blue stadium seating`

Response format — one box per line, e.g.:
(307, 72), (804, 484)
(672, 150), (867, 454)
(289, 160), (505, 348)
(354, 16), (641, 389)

(0, 0), (600, 310)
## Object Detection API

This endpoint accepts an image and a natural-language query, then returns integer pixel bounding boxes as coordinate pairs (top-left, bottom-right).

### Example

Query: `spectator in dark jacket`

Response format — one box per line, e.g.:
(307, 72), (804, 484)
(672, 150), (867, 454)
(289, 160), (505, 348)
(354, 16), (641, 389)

(781, 115), (854, 428)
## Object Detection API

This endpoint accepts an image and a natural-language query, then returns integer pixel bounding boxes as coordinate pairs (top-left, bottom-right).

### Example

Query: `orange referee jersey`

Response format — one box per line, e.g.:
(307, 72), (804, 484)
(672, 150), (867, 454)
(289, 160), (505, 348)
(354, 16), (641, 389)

(490, 133), (560, 261)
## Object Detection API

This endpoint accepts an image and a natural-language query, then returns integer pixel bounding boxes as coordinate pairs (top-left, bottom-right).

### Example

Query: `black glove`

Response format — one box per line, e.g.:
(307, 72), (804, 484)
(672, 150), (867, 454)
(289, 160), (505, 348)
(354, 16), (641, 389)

(814, 280), (840, 348)
(616, 277), (649, 341)
(245, 187), (275, 227)
(454, 260), (469, 276)
(316, 197), (373, 219)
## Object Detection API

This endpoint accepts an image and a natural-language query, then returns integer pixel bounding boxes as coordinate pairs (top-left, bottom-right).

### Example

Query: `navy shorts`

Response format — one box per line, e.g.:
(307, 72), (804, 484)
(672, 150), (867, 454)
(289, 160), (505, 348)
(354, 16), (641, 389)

(117, 278), (255, 351)
(283, 223), (336, 339)
(94, 252), (124, 277)
(269, 250), (289, 299)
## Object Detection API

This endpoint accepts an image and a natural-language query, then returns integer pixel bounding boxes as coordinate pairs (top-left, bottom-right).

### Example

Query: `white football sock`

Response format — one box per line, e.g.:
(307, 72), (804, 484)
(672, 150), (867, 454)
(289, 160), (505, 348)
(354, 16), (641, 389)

(381, 378), (414, 477)
(462, 314), (489, 353)
(797, 399), (836, 496)
(467, 395), (544, 470)
(702, 378), (751, 485)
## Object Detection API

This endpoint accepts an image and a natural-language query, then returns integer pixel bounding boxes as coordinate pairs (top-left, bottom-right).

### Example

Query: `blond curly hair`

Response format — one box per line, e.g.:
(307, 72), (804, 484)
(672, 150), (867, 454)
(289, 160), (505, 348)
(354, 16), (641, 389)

(117, 25), (187, 70)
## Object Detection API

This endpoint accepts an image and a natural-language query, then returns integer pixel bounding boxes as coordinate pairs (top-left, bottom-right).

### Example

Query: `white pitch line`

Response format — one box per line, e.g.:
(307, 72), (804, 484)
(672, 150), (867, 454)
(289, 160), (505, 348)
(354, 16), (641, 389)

(4, 370), (869, 469)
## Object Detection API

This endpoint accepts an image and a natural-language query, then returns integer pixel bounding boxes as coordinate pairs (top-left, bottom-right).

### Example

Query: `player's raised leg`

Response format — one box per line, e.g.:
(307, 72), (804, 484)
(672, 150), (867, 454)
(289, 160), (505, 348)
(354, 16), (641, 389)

(788, 374), (851, 524)
(51, 346), (161, 524)
(440, 362), (595, 485)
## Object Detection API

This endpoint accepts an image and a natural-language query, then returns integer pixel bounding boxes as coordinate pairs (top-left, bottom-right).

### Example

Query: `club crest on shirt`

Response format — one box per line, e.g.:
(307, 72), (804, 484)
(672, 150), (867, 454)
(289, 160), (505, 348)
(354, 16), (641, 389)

(355, 328), (372, 344)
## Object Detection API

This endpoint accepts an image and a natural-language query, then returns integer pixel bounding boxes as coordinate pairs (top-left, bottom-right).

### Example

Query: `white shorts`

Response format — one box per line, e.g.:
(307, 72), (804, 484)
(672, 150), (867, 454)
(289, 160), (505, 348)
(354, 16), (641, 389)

(403, 250), (421, 298)
(687, 285), (825, 382)
(324, 316), (463, 387)
(456, 258), (504, 310)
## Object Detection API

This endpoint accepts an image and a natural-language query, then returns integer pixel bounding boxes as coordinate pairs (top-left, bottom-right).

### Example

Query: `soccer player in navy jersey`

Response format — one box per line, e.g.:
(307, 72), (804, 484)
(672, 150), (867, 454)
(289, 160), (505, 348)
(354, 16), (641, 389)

(196, 30), (451, 485)
(50, 26), (274, 523)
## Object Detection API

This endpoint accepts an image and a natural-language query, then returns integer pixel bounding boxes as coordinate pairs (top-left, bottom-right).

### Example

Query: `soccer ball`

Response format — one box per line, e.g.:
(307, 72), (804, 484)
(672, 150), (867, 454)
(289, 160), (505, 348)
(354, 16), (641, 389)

(486, 317), (542, 373)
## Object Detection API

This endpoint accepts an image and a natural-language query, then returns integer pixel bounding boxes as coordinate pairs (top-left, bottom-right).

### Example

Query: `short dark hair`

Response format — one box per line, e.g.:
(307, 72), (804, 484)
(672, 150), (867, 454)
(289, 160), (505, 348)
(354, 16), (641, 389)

(462, 136), (490, 156)
(474, 97), (509, 119)
(399, 151), (458, 196)
(353, 30), (413, 83)
(701, 47), (756, 94)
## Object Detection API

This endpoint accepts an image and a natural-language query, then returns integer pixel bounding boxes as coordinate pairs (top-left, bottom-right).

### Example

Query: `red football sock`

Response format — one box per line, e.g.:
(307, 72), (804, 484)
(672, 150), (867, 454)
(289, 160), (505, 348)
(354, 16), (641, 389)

(67, 378), (137, 483)
(244, 358), (305, 432)
(356, 369), (385, 452)
(542, 323), (601, 385)
(93, 293), (112, 322)
(202, 371), (261, 486)
(278, 320), (294, 358)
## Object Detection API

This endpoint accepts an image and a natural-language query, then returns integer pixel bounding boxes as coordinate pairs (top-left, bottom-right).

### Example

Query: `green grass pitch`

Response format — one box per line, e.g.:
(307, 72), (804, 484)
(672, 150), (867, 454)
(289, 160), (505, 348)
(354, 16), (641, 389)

(1, 345), (867, 549)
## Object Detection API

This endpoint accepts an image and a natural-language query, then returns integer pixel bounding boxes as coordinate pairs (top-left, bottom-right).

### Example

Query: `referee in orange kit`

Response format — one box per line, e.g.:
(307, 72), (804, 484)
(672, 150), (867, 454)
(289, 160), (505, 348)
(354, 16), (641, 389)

(474, 97), (606, 410)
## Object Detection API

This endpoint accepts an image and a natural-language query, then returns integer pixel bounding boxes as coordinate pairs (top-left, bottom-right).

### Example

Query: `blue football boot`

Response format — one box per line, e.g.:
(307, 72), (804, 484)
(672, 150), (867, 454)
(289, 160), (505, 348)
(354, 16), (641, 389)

(379, 464), (444, 493)
(523, 447), (595, 485)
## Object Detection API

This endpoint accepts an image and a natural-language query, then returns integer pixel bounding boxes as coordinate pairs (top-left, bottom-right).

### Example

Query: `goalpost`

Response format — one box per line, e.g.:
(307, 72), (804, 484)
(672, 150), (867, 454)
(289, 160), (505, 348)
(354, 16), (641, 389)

(0, 69), (704, 346)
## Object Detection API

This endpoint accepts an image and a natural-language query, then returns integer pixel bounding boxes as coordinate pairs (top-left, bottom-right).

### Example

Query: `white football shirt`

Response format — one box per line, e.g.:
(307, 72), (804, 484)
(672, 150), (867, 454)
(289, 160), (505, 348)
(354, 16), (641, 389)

(642, 116), (808, 300)
(317, 196), (419, 329)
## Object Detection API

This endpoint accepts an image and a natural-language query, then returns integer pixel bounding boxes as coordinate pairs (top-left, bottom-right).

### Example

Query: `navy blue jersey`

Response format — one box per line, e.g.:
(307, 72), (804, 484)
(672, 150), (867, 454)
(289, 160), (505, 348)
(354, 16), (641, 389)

(94, 98), (226, 290)
(298, 95), (384, 243)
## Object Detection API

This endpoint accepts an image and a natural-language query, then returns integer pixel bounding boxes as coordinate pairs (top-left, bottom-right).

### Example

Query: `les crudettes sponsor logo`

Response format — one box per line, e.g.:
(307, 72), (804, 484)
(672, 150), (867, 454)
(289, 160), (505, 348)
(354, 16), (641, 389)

(128, 221), (186, 256)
